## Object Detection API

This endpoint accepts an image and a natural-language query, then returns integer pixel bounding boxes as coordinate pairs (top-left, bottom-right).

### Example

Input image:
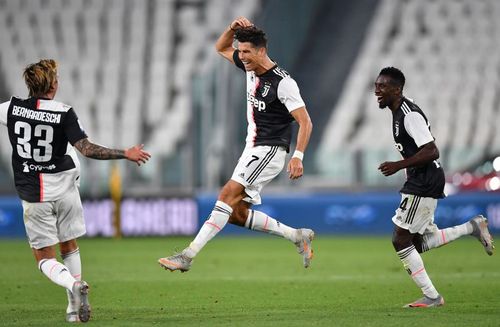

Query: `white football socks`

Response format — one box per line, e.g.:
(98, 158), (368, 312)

(62, 248), (82, 313)
(38, 258), (76, 292)
(185, 201), (232, 258)
(421, 222), (473, 252)
(397, 245), (439, 299)
(245, 209), (298, 243)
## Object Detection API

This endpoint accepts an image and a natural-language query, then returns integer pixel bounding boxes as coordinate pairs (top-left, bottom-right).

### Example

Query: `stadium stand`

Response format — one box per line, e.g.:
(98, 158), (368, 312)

(316, 0), (500, 185)
(0, 0), (258, 195)
(1, 0), (496, 194)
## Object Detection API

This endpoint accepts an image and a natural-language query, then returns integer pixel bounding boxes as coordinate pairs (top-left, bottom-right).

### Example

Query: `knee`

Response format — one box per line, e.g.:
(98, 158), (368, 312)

(217, 186), (232, 204)
(392, 234), (411, 252)
(218, 183), (244, 207)
(59, 239), (78, 255)
(228, 206), (248, 226)
(391, 235), (401, 250)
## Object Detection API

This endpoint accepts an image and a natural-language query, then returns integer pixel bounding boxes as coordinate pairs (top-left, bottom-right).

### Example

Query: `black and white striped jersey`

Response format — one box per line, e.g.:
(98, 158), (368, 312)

(393, 97), (445, 199)
(0, 96), (87, 202)
(233, 50), (305, 151)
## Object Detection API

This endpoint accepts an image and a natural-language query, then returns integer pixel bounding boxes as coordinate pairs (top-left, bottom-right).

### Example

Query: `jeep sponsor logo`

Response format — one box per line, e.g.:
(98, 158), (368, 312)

(247, 92), (266, 111)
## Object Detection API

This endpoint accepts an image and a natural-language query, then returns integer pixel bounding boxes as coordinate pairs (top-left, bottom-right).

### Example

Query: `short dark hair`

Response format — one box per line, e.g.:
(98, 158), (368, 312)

(234, 26), (267, 48)
(379, 67), (405, 88)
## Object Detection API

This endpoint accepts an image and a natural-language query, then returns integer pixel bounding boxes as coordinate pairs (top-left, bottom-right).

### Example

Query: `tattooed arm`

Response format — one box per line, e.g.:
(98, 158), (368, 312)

(74, 138), (125, 159)
(74, 138), (151, 165)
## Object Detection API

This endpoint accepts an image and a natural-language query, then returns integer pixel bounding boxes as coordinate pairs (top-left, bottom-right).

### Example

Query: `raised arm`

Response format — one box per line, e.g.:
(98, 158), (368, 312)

(73, 138), (151, 166)
(287, 107), (313, 179)
(215, 16), (253, 62)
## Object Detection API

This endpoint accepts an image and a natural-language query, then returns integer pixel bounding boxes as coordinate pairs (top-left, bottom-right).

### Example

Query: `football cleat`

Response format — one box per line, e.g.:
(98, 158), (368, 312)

(72, 280), (91, 323)
(404, 295), (445, 308)
(66, 311), (79, 323)
(158, 251), (193, 272)
(295, 229), (315, 268)
(470, 215), (495, 256)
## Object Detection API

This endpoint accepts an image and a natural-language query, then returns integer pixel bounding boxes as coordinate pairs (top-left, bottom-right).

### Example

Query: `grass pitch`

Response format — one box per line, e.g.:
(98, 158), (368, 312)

(0, 236), (499, 326)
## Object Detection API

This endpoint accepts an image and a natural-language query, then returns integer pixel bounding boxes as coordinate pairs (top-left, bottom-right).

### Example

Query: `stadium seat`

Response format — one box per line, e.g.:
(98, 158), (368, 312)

(316, 0), (500, 181)
(0, 0), (260, 193)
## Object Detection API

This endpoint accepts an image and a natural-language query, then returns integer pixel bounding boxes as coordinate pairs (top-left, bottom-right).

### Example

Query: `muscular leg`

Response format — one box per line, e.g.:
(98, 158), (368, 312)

(393, 226), (440, 299)
(60, 240), (81, 281)
(60, 239), (78, 255)
(412, 234), (424, 253)
(228, 201), (251, 226)
(60, 239), (82, 319)
(231, 201), (301, 243)
(419, 222), (474, 252)
(229, 198), (313, 267)
(392, 226), (415, 251)
(183, 180), (246, 258)
(34, 245), (76, 292)
(159, 179), (314, 270)
(33, 245), (57, 262)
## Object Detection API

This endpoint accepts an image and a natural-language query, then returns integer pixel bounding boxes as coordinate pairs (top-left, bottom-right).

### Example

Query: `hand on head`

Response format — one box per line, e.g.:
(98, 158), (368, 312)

(230, 16), (253, 30)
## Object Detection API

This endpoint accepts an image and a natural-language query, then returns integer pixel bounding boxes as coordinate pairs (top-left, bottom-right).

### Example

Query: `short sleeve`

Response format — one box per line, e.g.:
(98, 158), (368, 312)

(233, 50), (246, 72)
(0, 100), (10, 125)
(404, 111), (434, 147)
(277, 77), (305, 112)
(63, 108), (88, 145)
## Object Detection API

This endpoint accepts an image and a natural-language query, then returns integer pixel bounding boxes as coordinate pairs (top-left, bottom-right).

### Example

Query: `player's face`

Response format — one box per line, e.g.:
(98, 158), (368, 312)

(374, 75), (399, 109)
(237, 42), (265, 71)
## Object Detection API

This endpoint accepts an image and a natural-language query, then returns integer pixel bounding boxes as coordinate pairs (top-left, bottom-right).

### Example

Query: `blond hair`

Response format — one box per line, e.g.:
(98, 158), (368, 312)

(23, 59), (58, 97)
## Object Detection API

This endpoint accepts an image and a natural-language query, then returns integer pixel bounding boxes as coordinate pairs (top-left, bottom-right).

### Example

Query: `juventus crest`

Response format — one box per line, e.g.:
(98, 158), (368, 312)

(262, 82), (271, 97)
(394, 121), (400, 137)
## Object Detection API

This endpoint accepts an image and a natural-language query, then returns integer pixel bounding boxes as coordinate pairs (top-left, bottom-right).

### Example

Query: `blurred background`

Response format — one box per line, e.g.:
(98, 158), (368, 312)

(0, 0), (499, 238)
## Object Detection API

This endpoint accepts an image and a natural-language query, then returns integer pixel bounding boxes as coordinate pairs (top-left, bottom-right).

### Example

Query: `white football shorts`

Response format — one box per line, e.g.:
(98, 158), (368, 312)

(22, 186), (86, 249)
(231, 145), (287, 205)
(392, 193), (439, 235)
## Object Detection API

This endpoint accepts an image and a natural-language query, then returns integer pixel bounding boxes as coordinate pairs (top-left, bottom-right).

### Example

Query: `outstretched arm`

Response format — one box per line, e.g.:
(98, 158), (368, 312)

(215, 16), (253, 62)
(287, 107), (313, 179)
(378, 141), (439, 176)
(74, 138), (151, 166)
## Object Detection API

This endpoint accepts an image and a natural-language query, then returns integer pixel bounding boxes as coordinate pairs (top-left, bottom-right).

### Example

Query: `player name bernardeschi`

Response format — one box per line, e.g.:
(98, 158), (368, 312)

(11, 105), (62, 124)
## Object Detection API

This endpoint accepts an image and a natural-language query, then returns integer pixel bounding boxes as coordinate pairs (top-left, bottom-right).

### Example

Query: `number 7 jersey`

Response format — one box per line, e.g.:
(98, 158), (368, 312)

(0, 97), (88, 202)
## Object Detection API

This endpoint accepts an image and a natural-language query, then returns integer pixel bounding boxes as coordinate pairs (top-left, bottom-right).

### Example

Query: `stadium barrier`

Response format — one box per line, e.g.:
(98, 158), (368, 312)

(197, 192), (500, 235)
(1, 193), (499, 238)
(0, 197), (198, 238)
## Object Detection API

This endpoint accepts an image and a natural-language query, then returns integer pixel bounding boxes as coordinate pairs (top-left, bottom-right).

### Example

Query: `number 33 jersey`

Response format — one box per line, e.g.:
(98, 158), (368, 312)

(0, 97), (88, 202)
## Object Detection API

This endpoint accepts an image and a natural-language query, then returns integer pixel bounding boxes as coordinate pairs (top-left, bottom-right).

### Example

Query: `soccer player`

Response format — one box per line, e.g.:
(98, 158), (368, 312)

(159, 17), (314, 272)
(375, 67), (494, 308)
(0, 59), (151, 322)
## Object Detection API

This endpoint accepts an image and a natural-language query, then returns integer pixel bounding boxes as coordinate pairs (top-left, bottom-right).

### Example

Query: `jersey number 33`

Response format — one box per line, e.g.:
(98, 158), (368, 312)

(14, 121), (54, 162)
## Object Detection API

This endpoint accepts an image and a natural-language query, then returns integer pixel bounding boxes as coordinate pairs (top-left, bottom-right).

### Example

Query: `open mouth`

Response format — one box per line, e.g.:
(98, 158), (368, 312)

(377, 96), (383, 104)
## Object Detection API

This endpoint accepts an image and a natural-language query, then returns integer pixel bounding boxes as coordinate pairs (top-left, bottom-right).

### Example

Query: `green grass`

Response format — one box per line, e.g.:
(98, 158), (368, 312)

(0, 236), (499, 326)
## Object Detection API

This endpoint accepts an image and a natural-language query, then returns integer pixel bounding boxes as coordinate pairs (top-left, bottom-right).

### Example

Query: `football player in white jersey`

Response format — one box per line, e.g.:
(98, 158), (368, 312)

(375, 66), (494, 308)
(0, 59), (151, 322)
(159, 17), (314, 272)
